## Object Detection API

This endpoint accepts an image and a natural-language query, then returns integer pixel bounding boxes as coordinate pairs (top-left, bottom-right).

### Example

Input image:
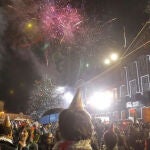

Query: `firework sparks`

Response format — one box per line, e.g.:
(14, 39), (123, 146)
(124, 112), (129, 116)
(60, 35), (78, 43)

(40, 4), (82, 42)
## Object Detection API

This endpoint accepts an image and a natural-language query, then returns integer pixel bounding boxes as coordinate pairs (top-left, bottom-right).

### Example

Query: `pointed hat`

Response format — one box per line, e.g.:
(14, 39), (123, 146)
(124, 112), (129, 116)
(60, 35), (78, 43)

(3, 115), (11, 128)
(69, 88), (84, 110)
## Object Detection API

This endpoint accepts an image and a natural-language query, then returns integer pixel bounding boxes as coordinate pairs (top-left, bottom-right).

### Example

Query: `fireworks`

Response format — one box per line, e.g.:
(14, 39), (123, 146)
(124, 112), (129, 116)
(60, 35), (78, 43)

(5, 0), (84, 47)
(40, 4), (83, 42)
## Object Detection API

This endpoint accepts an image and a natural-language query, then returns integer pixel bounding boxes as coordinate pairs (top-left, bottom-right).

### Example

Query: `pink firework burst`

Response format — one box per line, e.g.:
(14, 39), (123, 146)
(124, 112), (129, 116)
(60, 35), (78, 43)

(40, 4), (82, 42)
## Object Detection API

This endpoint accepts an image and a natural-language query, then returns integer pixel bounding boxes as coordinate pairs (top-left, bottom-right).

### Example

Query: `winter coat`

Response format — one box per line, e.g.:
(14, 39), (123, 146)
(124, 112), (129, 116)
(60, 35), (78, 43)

(0, 137), (17, 150)
(53, 139), (92, 150)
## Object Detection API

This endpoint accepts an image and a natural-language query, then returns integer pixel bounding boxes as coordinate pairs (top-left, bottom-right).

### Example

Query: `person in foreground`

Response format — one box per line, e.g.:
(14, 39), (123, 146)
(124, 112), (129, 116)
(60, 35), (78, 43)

(53, 89), (93, 150)
(0, 115), (17, 150)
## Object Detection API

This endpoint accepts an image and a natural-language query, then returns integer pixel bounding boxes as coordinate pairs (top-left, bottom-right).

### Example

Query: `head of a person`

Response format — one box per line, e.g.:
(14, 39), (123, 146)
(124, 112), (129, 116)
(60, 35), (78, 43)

(40, 133), (53, 145)
(46, 133), (54, 144)
(58, 89), (93, 141)
(19, 127), (29, 142)
(104, 130), (117, 149)
(54, 127), (62, 142)
(59, 109), (93, 141)
(0, 124), (12, 137)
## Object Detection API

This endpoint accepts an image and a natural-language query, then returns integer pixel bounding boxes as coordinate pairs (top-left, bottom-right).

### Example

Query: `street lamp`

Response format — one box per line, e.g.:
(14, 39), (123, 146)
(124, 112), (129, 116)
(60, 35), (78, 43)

(104, 53), (119, 65)
(110, 53), (119, 61)
(104, 58), (111, 65)
(86, 63), (89, 68)
(27, 23), (33, 29)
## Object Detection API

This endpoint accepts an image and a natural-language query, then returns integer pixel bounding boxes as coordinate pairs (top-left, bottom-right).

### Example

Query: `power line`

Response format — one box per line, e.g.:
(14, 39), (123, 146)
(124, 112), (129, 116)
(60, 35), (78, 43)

(77, 40), (150, 88)
(121, 21), (149, 57)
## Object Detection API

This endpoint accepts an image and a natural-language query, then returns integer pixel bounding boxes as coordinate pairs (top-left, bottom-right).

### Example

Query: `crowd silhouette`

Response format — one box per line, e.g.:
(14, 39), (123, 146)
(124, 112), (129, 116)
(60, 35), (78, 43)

(0, 89), (150, 150)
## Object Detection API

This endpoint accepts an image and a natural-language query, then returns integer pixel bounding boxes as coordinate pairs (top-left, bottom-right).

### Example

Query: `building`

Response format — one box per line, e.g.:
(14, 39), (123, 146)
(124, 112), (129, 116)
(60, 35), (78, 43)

(87, 22), (150, 121)
(118, 21), (150, 120)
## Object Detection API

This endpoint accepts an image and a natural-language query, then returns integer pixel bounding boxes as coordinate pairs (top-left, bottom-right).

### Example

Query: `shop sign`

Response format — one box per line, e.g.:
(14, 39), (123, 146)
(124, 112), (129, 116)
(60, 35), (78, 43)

(126, 102), (132, 108)
(126, 101), (140, 108)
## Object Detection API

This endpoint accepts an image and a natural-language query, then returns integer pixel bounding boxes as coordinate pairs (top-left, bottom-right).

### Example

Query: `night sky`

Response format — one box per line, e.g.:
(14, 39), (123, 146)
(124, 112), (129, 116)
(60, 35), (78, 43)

(0, 0), (149, 114)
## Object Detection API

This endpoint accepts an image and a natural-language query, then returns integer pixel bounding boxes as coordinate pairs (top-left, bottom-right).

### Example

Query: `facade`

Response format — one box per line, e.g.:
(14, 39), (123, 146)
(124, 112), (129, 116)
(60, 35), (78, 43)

(119, 54), (150, 120)
(88, 22), (150, 121)
(112, 22), (150, 121)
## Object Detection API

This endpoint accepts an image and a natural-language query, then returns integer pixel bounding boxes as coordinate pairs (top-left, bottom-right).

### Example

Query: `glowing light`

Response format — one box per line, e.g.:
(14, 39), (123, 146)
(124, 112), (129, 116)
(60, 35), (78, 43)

(25, 21), (34, 29)
(27, 23), (33, 28)
(110, 53), (119, 61)
(95, 116), (109, 122)
(87, 91), (113, 110)
(63, 92), (73, 104)
(104, 59), (110, 65)
(9, 90), (14, 95)
(56, 86), (65, 93)
(86, 63), (89, 67)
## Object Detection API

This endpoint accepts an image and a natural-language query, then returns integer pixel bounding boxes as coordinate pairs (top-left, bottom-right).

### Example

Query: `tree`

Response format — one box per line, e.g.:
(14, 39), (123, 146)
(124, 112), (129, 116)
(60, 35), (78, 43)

(28, 75), (64, 120)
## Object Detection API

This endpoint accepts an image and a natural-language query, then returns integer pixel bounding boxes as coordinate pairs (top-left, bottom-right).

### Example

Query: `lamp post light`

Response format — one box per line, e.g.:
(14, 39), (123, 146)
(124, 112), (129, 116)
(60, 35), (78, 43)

(27, 23), (33, 29)
(104, 53), (119, 65)
(110, 53), (119, 61)
(104, 58), (111, 65)
(86, 63), (89, 68)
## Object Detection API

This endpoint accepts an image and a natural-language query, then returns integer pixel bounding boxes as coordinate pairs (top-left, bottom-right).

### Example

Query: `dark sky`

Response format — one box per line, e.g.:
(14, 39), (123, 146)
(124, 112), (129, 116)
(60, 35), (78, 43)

(0, 0), (149, 114)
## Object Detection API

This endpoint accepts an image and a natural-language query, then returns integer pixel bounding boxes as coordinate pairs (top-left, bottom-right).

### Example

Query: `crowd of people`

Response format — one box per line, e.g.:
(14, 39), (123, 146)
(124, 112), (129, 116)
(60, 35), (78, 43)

(0, 89), (150, 150)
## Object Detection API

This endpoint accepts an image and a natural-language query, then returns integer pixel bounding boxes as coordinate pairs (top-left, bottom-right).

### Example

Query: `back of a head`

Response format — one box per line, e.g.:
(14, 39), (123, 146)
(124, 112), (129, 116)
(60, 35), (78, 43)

(59, 109), (93, 141)
(58, 89), (93, 141)
(0, 124), (12, 136)
(104, 130), (117, 149)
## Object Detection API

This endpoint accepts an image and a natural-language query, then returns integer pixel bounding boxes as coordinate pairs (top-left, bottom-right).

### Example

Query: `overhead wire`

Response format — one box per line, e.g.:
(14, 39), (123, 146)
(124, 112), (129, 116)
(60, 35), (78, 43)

(77, 40), (150, 88)
(121, 21), (149, 57)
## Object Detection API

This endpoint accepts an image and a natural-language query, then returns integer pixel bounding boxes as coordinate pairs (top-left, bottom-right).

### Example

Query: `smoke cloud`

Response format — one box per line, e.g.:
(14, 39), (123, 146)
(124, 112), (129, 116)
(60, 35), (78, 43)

(0, 7), (7, 74)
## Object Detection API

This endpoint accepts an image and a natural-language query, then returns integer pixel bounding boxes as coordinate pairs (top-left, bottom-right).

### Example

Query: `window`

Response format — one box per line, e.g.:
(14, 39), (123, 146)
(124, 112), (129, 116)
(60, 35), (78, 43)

(129, 79), (137, 97)
(141, 75), (150, 93)
(128, 62), (137, 80)
(120, 69), (126, 84)
(138, 55), (148, 76)
(120, 85), (127, 98)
